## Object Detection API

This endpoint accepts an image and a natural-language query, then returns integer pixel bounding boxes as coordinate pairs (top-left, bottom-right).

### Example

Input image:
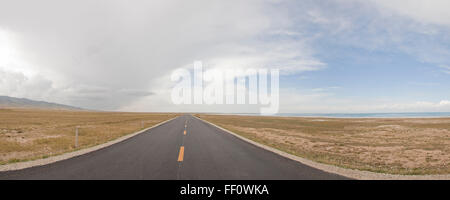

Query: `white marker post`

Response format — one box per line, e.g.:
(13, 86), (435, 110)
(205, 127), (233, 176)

(75, 126), (79, 148)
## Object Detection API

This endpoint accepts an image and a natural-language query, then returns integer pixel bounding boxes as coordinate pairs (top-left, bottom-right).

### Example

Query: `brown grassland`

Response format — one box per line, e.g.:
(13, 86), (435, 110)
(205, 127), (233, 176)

(197, 114), (450, 175)
(0, 108), (178, 165)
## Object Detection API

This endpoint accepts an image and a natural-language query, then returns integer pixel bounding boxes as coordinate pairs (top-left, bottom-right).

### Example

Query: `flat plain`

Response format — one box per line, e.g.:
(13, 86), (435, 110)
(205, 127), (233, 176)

(197, 114), (450, 175)
(0, 108), (178, 165)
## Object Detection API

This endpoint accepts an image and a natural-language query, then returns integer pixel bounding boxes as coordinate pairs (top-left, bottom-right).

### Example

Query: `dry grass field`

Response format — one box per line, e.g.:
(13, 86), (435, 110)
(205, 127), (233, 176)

(0, 108), (178, 165)
(197, 114), (450, 175)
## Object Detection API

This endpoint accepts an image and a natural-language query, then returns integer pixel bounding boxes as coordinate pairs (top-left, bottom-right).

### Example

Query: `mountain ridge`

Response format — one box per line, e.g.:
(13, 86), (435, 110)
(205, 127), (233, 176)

(0, 96), (83, 110)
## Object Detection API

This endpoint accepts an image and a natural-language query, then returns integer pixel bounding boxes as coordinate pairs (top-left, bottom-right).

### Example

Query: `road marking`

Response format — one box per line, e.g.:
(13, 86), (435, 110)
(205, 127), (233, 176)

(178, 146), (185, 162)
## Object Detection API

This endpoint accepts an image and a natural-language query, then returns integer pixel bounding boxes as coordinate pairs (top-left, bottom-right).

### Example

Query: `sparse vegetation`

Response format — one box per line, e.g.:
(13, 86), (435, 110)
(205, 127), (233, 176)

(0, 108), (178, 164)
(197, 114), (450, 175)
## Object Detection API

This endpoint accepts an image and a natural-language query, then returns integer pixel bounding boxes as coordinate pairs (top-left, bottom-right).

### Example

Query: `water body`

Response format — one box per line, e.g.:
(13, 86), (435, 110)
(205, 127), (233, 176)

(276, 112), (450, 118)
(227, 112), (450, 118)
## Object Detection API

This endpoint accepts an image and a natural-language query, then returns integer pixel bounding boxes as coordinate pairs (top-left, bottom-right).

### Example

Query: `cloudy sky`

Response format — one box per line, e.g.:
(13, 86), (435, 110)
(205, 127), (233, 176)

(1, 0), (450, 113)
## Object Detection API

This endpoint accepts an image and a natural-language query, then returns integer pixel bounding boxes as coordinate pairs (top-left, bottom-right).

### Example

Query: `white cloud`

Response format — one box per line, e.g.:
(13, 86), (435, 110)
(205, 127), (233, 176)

(293, 0), (450, 76)
(367, 0), (450, 26)
(439, 65), (450, 74)
(0, 68), (53, 100)
(2, 0), (450, 113)
(0, 0), (325, 111)
(201, 40), (325, 75)
(280, 87), (450, 113)
(439, 100), (450, 106)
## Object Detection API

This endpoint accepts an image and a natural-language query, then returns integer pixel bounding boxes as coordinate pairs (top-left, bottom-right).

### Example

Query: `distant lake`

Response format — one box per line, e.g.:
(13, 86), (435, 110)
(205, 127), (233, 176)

(274, 112), (450, 118)
(225, 112), (450, 118)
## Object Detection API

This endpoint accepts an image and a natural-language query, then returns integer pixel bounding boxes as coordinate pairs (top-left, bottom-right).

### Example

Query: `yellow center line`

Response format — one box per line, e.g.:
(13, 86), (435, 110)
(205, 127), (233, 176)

(177, 146), (184, 162)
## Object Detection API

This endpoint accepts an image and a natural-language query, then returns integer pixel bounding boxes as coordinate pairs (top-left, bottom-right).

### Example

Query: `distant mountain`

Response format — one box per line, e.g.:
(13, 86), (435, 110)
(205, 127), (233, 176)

(0, 96), (83, 110)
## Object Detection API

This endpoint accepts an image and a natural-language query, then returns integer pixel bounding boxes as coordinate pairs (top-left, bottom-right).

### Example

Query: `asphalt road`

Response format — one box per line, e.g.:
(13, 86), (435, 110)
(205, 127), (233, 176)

(0, 115), (348, 180)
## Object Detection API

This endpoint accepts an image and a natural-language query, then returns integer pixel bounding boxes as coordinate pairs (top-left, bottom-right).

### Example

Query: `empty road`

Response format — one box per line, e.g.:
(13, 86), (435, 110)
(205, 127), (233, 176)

(0, 115), (347, 180)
